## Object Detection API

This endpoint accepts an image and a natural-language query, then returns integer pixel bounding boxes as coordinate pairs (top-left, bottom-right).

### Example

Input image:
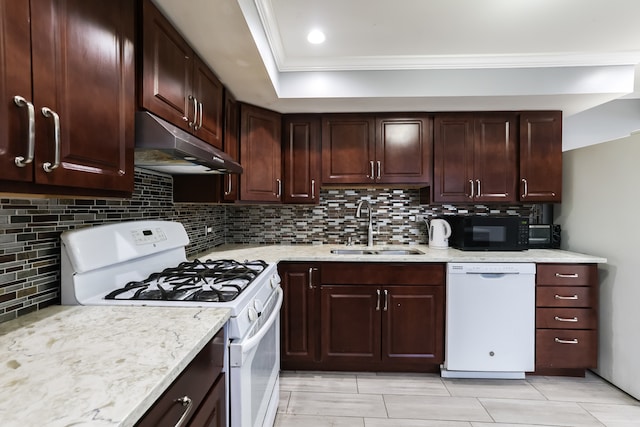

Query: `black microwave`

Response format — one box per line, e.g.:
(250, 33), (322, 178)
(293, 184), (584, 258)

(447, 215), (530, 251)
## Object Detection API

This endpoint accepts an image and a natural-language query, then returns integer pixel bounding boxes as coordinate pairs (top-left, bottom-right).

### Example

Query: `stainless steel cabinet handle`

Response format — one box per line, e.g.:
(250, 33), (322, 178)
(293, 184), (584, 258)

(369, 161), (375, 179)
(555, 273), (579, 278)
(311, 179), (315, 200)
(555, 337), (579, 344)
(554, 316), (579, 322)
(476, 179), (481, 197)
(376, 160), (381, 179)
(469, 180), (475, 198)
(196, 101), (203, 130)
(174, 395), (193, 427)
(41, 107), (61, 172)
(555, 294), (578, 300)
(383, 289), (389, 311)
(276, 178), (282, 198)
(521, 178), (528, 198)
(308, 267), (314, 289)
(13, 96), (36, 167)
(188, 95), (197, 128)
(375, 289), (381, 311)
(224, 176), (232, 195)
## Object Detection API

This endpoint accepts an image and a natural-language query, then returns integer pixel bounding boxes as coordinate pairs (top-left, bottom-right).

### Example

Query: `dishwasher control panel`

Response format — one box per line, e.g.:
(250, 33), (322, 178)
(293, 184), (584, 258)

(448, 262), (536, 275)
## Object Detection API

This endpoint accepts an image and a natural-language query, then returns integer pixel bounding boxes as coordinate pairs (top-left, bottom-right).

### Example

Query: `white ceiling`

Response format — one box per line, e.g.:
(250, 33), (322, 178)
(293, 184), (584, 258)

(152, 0), (640, 116)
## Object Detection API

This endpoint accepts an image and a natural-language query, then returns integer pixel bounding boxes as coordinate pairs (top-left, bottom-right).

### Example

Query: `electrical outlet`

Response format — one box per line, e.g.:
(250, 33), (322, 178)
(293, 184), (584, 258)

(204, 225), (213, 235)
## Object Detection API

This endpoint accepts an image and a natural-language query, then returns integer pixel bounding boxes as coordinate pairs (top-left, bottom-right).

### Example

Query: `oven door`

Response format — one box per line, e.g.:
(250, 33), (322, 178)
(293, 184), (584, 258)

(229, 287), (283, 427)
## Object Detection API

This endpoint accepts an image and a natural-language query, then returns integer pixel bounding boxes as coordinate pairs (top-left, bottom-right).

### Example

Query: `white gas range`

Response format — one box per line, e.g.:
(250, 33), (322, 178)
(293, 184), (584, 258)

(60, 220), (282, 427)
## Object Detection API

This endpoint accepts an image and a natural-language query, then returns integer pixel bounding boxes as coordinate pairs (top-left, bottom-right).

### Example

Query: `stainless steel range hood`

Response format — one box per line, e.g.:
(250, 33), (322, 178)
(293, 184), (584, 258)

(134, 111), (242, 174)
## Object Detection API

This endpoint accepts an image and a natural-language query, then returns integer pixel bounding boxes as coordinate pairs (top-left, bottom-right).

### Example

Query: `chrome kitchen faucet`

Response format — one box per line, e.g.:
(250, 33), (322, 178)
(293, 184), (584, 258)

(355, 200), (375, 246)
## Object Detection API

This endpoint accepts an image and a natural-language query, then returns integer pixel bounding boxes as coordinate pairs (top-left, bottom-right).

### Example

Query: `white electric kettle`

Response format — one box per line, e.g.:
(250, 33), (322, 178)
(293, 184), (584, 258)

(428, 218), (451, 249)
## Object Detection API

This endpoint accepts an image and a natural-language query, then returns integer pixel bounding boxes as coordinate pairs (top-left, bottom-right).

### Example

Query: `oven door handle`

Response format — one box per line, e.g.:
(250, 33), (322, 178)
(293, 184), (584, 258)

(229, 287), (283, 367)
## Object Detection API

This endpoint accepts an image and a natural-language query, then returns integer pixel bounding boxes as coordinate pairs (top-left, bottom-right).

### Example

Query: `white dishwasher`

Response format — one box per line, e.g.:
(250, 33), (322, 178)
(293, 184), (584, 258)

(442, 262), (536, 379)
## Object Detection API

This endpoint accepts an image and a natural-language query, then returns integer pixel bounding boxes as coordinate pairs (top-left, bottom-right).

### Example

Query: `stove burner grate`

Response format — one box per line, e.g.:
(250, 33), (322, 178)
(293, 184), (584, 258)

(104, 259), (268, 302)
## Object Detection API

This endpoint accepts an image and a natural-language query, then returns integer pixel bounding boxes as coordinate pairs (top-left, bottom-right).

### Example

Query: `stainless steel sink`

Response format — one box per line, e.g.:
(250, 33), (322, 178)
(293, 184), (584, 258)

(330, 248), (423, 255)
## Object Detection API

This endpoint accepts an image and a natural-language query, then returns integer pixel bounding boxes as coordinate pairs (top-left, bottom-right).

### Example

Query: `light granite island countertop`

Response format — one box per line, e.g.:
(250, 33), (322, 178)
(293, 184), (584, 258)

(0, 305), (230, 427)
(195, 244), (607, 264)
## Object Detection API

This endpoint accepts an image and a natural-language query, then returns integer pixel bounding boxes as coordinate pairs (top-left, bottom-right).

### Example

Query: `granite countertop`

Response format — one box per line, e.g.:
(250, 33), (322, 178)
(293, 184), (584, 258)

(195, 243), (607, 264)
(0, 305), (230, 427)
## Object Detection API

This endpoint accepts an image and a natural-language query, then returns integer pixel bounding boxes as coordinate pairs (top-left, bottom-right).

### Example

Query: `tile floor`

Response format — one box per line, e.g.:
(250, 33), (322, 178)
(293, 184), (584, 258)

(275, 370), (640, 427)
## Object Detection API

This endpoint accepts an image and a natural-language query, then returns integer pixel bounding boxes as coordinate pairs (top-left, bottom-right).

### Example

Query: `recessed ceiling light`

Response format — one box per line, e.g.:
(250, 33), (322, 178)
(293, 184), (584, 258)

(307, 29), (326, 44)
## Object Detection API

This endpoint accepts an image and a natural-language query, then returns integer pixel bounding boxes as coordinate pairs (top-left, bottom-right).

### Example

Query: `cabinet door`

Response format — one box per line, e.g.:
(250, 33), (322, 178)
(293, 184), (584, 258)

(0, 0), (33, 183)
(192, 55), (224, 149)
(320, 285), (380, 367)
(433, 114), (474, 202)
(375, 115), (432, 184)
(222, 90), (239, 201)
(30, 0), (134, 192)
(141, 0), (193, 132)
(239, 104), (282, 202)
(382, 286), (444, 367)
(520, 111), (562, 202)
(473, 113), (518, 202)
(188, 373), (226, 427)
(279, 263), (319, 368)
(283, 115), (321, 204)
(321, 115), (375, 184)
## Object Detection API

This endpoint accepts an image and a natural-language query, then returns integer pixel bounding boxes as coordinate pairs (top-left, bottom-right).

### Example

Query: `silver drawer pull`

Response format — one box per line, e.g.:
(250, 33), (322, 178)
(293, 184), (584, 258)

(174, 395), (193, 427)
(375, 289), (381, 311)
(555, 337), (579, 344)
(554, 316), (578, 322)
(555, 294), (578, 300)
(555, 273), (579, 278)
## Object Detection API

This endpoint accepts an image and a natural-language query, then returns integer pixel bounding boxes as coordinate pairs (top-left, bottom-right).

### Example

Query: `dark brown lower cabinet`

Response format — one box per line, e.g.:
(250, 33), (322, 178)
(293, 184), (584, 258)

(136, 329), (225, 426)
(320, 284), (443, 372)
(319, 263), (445, 372)
(189, 373), (226, 427)
(279, 262), (320, 370)
(535, 263), (598, 376)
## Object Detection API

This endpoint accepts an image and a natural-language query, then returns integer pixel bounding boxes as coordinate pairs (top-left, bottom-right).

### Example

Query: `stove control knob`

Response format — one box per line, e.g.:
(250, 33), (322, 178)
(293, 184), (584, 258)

(248, 307), (258, 322)
(253, 299), (264, 316)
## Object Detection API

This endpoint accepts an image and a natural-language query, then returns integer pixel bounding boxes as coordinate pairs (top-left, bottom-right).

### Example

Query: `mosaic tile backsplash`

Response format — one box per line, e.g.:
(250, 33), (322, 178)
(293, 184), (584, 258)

(1, 170), (533, 323)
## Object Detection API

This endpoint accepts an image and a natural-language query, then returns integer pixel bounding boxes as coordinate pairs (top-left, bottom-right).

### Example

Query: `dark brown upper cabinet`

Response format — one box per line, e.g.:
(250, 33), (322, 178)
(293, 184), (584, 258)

(433, 113), (518, 203)
(222, 90), (240, 202)
(519, 111), (562, 202)
(321, 114), (432, 185)
(140, 0), (223, 149)
(239, 103), (282, 202)
(282, 115), (321, 204)
(1, 0), (135, 196)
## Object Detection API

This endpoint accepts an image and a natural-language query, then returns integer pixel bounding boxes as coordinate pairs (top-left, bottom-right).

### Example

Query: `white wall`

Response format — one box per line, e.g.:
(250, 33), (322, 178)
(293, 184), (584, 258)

(556, 133), (640, 399)
(563, 99), (640, 151)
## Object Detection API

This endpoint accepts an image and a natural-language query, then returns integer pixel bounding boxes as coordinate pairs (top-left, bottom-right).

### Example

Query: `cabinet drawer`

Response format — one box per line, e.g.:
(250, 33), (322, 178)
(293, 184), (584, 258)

(136, 329), (225, 427)
(536, 308), (596, 329)
(536, 286), (594, 308)
(536, 264), (597, 286)
(320, 262), (445, 285)
(535, 329), (597, 369)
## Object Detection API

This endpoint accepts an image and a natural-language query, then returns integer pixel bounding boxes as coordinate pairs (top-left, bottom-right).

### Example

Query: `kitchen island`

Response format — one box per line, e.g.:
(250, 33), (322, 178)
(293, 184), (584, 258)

(0, 305), (230, 427)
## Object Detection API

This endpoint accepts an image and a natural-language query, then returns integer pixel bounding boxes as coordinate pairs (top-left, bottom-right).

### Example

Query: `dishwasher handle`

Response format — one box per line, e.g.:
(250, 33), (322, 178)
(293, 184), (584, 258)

(465, 272), (522, 278)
